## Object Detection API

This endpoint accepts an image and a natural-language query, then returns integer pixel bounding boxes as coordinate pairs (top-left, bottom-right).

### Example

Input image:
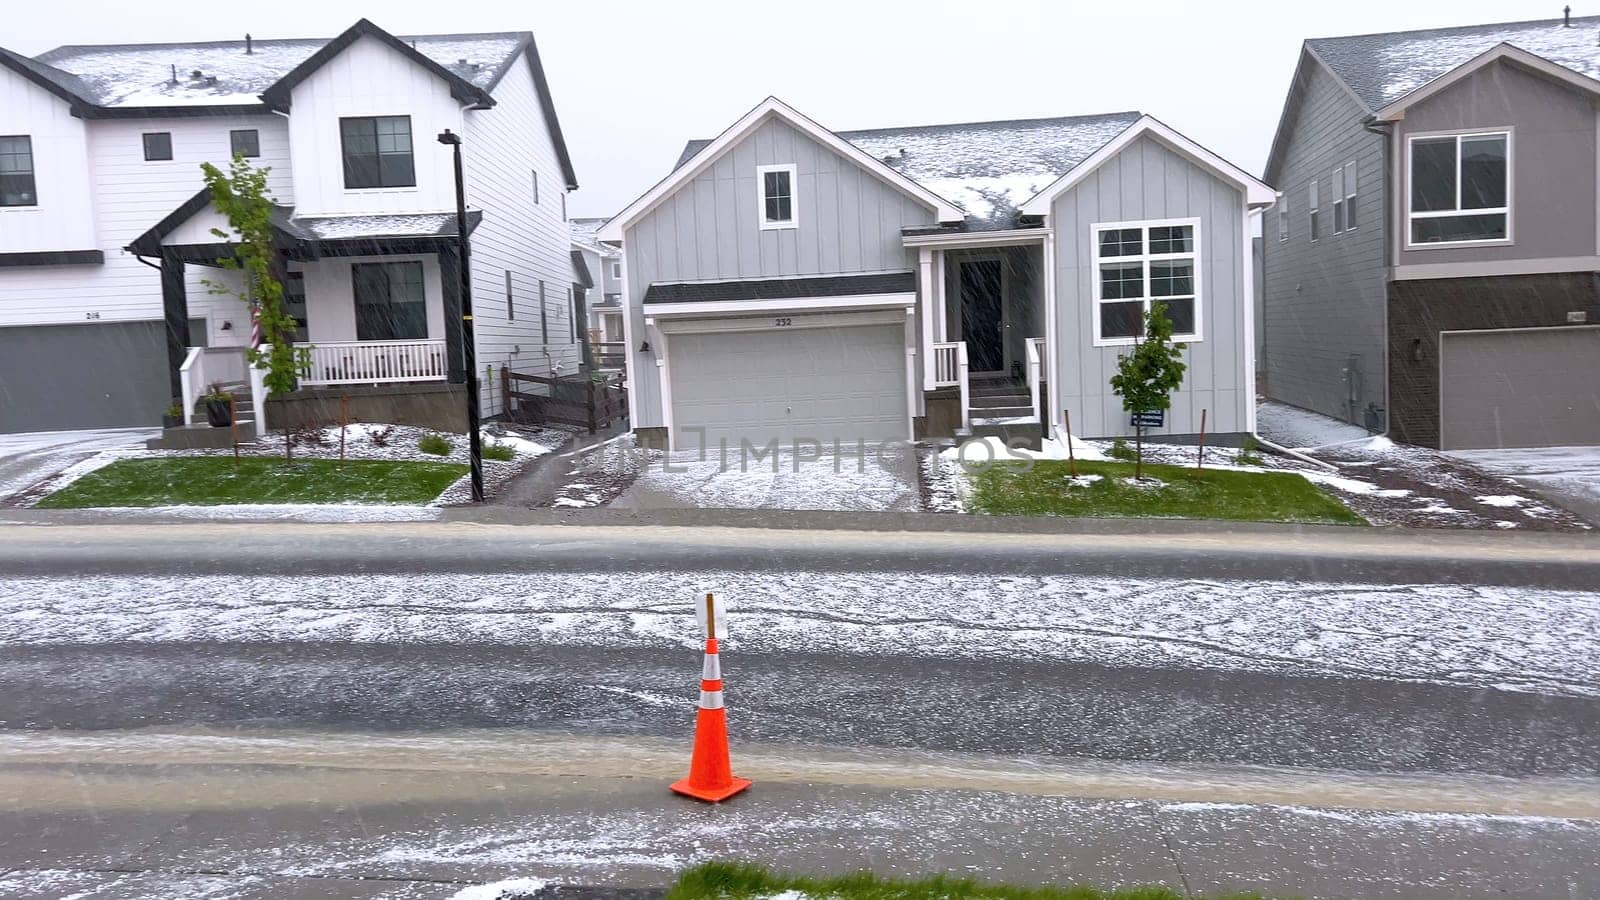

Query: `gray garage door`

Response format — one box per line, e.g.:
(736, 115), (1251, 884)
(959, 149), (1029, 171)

(0, 321), (171, 433)
(1440, 326), (1600, 450)
(669, 324), (908, 452)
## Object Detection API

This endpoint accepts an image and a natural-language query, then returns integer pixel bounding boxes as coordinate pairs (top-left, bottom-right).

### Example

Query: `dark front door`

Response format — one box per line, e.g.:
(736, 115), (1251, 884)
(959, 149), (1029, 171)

(960, 259), (1004, 372)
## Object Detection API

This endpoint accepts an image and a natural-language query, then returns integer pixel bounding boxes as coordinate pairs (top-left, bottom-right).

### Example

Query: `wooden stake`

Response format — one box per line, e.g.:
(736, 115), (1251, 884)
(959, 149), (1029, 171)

(705, 592), (716, 640)
(1197, 408), (1208, 473)
(339, 395), (348, 470)
(1063, 409), (1077, 478)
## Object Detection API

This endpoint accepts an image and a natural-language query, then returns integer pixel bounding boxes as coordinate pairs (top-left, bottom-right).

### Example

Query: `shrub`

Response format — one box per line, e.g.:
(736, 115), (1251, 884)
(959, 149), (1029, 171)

(290, 425), (326, 447)
(1237, 434), (1264, 466)
(482, 440), (516, 462)
(417, 433), (453, 456)
(1108, 438), (1137, 461)
(367, 424), (394, 447)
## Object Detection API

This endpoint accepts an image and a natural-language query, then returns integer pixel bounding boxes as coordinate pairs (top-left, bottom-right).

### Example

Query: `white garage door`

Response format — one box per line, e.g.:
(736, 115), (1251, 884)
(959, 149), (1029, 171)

(1440, 326), (1600, 450)
(668, 322), (908, 452)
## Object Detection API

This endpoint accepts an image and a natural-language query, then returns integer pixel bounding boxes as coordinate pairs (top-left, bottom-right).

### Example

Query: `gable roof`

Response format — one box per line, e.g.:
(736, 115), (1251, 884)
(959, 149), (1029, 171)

(0, 46), (97, 107)
(1018, 115), (1275, 216)
(570, 249), (594, 289)
(670, 110), (1142, 231)
(1372, 41), (1600, 120)
(569, 217), (618, 256)
(599, 96), (966, 242)
(1307, 14), (1600, 111)
(257, 19), (497, 110)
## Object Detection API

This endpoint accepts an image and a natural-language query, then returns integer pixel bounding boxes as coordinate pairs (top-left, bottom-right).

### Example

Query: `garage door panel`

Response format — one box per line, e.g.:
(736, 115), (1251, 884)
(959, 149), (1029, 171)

(1441, 327), (1600, 450)
(669, 323), (908, 451)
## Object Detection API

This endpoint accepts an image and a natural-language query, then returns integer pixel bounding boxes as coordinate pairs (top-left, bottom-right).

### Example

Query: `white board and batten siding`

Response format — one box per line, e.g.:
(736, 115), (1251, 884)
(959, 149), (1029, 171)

(624, 116), (939, 429)
(1051, 134), (1249, 438)
(0, 66), (95, 255)
(463, 45), (581, 414)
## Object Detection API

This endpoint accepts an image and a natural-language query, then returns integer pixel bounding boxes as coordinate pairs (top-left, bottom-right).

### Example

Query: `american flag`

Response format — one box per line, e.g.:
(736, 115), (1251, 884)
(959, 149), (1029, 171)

(249, 302), (261, 347)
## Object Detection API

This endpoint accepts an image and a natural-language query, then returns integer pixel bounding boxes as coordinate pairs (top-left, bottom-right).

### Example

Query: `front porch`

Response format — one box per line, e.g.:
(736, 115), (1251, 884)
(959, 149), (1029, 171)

(910, 229), (1052, 442)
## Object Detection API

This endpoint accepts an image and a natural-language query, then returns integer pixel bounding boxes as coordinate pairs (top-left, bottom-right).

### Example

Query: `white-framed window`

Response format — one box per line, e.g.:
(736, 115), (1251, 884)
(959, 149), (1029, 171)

(532, 170), (539, 205)
(560, 191), (567, 221)
(1307, 179), (1320, 242)
(1343, 160), (1358, 230)
(1090, 217), (1202, 346)
(1406, 130), (1510, 247)
(1276, 193), (1288, 242)
(610, 261), (622, 280)
(757, 163), (797, 230)
(539, 279), (547, 343)
(1332, 165), (1345, 234)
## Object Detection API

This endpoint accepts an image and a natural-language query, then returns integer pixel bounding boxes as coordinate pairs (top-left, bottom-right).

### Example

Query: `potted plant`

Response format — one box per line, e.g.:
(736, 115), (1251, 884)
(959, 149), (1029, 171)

(200, 383), (234, 428)
(162, 401), (184, 429)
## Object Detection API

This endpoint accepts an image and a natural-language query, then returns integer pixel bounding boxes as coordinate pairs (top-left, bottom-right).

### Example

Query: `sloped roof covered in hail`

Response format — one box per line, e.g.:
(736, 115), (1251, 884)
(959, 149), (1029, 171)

(1308, 14), (1600, 110)
(569, 217), (617, 255)
(675, 111), (1142, 229)
(33, 32), (527, 108)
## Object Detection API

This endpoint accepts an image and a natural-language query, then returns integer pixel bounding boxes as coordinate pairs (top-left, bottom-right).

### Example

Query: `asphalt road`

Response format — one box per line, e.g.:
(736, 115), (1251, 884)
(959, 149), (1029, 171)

(1, 641), (1595, 778)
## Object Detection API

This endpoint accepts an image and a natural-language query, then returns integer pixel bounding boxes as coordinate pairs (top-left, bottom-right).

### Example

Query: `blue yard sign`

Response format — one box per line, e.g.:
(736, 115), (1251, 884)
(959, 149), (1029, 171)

(1130, 410), (1165, 428)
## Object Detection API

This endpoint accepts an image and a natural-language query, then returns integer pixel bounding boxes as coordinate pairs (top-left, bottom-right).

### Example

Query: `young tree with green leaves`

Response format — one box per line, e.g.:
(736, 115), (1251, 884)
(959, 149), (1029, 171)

(200, 155), (300, 459)
(1109, 302), (1188, 480)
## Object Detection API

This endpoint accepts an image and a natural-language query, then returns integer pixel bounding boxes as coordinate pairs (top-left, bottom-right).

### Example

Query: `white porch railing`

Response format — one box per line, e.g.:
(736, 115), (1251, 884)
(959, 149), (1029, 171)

(1025, 336), (1046, 425)
(932, 341), (970, 430)
(294, 339), (448, 387)
(177, 346), (250, 425)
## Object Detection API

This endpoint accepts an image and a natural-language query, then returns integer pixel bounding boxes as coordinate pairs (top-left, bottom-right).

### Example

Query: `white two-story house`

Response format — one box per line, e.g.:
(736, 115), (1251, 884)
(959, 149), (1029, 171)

(570, 216), (625, 356)
(0, 18), (580, 433)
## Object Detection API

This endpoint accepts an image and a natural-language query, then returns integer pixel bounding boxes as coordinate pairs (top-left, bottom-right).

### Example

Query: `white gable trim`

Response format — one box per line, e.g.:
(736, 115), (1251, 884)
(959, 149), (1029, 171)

(1019, 116), (1276, 217)
(1375, 42), (1600, 122)
(598, 96), (963, 242)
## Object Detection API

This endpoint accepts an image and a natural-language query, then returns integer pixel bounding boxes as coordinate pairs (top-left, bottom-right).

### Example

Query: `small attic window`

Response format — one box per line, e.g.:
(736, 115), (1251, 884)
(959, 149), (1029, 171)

(757, 163), (797, 230)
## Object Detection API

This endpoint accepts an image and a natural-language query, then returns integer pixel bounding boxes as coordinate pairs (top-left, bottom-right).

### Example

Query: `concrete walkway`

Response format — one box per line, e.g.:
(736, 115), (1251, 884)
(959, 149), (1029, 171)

(488, 420), (632, 507)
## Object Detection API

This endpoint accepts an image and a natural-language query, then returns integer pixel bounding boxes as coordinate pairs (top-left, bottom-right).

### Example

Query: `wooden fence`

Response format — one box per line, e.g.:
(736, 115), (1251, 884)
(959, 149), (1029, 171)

(501, 369), (627, 434)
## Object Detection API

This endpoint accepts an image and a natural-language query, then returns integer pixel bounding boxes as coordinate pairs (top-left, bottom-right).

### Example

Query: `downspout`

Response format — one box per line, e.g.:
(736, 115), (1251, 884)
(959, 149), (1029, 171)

(1363, 115), (1395, 439)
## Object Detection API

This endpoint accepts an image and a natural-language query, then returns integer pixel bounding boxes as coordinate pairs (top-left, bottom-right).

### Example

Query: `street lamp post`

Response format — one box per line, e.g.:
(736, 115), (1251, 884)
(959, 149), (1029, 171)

(437, 128), (483, 502)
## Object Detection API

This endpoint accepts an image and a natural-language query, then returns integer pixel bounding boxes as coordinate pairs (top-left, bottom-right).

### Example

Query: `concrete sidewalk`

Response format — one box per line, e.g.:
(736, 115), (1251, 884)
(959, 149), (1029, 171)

(0, 736), (1594, 899)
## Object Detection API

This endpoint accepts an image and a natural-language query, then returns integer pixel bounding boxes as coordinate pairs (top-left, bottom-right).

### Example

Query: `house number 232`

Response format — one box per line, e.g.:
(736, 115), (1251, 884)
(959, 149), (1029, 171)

(774, 317), (792, 327)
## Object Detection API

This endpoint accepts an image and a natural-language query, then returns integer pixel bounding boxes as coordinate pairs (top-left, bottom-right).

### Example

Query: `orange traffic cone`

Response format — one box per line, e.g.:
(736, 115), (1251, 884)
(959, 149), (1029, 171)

(671, 595), (751, 803)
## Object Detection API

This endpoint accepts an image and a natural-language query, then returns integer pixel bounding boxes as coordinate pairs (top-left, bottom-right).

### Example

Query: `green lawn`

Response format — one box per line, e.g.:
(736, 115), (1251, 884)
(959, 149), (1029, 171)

(36, 457), (467, 508)
(967, 459), (1364, 525)
(665, 862), (1268, 900)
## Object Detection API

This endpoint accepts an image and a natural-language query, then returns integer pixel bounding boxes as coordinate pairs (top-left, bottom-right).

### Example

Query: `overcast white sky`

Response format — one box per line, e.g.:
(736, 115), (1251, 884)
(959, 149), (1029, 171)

(4, 0), (1561, 218)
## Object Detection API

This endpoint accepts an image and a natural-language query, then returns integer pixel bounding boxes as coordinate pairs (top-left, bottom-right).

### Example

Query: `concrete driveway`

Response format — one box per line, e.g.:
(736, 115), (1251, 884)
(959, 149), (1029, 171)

(1446, 446), (1600, 527)
(612, 447), (921, 512)
(0, 427), (158, 505)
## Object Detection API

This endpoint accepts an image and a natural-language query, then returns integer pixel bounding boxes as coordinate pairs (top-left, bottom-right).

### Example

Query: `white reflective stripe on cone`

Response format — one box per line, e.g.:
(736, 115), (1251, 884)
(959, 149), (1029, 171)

(699, 690), (725, 710)
(702, 653), (722, 680)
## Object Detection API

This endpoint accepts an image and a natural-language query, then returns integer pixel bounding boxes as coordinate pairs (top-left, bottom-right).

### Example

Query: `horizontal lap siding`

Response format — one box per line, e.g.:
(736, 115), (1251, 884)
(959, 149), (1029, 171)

(463, 49), (579, 418)
(1051, 135), (1248, 438)
(624, 117), (937, 428)
(1261, 58), (1387, 428)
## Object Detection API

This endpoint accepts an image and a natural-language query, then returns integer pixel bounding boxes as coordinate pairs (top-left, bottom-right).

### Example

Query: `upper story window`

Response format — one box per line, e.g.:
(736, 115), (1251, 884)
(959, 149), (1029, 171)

(610, 261), (622, 280)
(532, 170), (539, 205)
(505, 270), (515, 321)
(560, 192), (567, 221)
(352, 261), (426, 341)
(0, 136), (37, 207)
(1343, 161), (1358, 230)
(230, 129), (260, 159)
(1307, 179), (1319, 242)
(143, 132), (173, 161)
(1332, 165), (1345, 234)
(1408, 130), (1509, 246)
(1092, 218), (1201, 345)
(1276, 194), (1288, 242)
(757, 164), (797, 229)
(340, 116), (415, 190)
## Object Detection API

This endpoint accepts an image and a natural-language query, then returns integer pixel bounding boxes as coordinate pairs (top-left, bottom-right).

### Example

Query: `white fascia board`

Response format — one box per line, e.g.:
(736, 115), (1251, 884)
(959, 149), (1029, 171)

(597, 96), (963, 243)
(1376, 43), (1600, 122)
(1019, 116), (1276, 217)
(902, 228), (1048, 248)
(641, 293), (916, 318)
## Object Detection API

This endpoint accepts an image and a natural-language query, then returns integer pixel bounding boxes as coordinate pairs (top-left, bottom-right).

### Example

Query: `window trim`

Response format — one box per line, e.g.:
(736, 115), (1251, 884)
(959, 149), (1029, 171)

(142, 132), (173, 162)
(338, 115), (416, 191)
(539, 279), (548, 344)
(1343, 159), (1358, 231)
(350, 260), (428, 342)
(505, 270), (514, 321)
(1404, 128), (1514, 250)
(1276, 193), (1288, 243)
(0, 135), (38, 208)
(756, 163), (798, 230)
(1332, 165), (1345, 234)
(610, 261), (622, 280)
(532, 169), (539, 205)
(1088, 216), (1204, 348)
(1307, 179), (1319, 243)
(229, 129), (260, 159)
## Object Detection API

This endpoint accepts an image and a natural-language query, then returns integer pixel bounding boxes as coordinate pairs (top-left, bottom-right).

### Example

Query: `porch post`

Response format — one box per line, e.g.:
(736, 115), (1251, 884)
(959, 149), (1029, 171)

(160, 249), (190, 402)
(932, 248), (947, 342)
(439, 244), (467, 383)
(918, 246), (935, 390)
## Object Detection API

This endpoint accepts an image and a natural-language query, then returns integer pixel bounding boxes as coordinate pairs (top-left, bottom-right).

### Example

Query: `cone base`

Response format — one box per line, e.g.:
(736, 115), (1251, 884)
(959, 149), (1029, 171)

(670, 775), (752, 803)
